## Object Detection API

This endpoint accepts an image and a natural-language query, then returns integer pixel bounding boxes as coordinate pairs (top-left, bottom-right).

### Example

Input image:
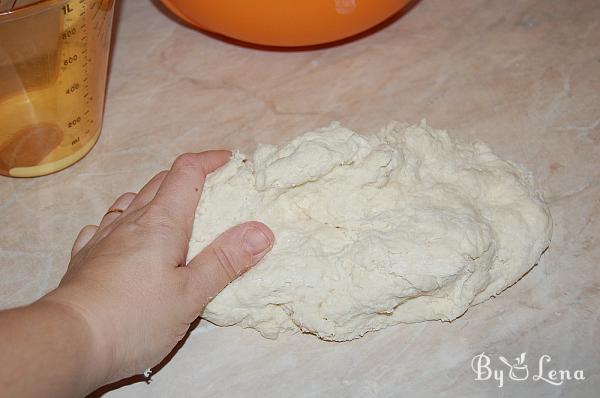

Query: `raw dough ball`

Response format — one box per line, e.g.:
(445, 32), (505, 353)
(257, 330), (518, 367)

(188, 122), (552, 341)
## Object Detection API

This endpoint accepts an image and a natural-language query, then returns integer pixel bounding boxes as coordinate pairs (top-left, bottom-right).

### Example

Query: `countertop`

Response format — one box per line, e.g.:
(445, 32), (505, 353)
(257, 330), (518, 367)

(1, 0), (599, 396)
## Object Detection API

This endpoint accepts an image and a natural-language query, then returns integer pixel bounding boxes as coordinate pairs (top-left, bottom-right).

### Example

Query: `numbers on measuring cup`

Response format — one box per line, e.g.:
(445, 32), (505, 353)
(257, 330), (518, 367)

(62, 28), (77, 40)
(68, 117), (82, 128)
(65, 83), (80, 94)
(63, 54), (78, 66)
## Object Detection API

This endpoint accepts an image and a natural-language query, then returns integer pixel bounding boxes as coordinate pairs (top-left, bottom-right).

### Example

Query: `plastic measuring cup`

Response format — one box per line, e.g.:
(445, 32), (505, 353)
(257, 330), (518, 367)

(0, 0), (115, 177)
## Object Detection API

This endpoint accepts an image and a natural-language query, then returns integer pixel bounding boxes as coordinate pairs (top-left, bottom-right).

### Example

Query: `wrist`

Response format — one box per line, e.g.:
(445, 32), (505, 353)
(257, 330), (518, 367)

(37, 292), (115, 391)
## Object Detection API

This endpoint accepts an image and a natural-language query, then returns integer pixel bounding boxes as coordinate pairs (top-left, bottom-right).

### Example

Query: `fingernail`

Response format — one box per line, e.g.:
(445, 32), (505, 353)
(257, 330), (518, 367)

(242, 227), (271, 255)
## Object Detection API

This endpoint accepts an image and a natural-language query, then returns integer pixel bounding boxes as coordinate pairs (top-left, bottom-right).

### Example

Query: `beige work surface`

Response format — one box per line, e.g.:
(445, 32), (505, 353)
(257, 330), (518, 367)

(1, 0), (599, 396)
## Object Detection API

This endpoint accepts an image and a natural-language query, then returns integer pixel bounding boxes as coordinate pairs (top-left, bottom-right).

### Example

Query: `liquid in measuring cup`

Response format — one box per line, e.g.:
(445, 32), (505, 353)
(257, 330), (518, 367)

(0, 0), (115, 177)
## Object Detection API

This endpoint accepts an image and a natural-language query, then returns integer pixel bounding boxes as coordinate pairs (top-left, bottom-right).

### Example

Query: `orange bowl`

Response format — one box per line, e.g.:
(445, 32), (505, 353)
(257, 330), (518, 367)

(159, 0), (413, 47)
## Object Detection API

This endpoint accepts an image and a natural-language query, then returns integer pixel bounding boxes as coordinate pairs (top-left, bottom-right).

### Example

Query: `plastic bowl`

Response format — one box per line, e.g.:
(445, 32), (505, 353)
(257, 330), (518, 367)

(159, 0), (413, 47)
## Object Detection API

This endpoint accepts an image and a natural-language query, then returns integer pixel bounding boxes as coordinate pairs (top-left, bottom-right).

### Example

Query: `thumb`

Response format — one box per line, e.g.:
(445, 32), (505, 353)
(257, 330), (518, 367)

(186, 221), (274, 308)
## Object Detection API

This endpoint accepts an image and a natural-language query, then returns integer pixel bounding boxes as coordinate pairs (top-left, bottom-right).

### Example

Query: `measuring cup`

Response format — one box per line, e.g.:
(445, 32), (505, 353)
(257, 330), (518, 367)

(0, 0), (115, 177)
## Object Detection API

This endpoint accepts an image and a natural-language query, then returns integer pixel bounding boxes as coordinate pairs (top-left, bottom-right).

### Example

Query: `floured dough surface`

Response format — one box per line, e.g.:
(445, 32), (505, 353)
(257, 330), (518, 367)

(188, 122), (552, 341)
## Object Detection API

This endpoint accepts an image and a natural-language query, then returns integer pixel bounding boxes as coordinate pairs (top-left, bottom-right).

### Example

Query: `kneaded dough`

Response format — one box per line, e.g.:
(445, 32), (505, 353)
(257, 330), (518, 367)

(188, 122), (552, 341)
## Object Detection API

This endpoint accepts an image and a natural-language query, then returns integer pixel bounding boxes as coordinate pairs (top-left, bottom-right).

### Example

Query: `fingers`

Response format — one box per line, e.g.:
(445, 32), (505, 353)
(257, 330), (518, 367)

(185, 221), (274, 308)
(98, 192), (136, 230)
(99, 170), (168, 233)
(71, 191), (135, 260)
(151, 151), (231, 236)
(71, 225), (98, 259)
(125, 170), (168, 214)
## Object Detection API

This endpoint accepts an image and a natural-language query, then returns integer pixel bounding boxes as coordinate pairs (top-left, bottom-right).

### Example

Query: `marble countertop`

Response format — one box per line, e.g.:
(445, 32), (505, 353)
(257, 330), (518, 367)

(1, 0), (599, 396)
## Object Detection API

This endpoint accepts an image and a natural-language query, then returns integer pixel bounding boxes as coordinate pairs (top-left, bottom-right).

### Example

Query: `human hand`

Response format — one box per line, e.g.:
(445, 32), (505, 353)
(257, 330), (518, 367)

(42, 151), (275, 386)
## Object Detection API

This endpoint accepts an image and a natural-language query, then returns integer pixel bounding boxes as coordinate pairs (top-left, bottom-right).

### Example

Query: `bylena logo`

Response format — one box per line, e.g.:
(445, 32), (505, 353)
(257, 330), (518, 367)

(471, 352), (585, 388)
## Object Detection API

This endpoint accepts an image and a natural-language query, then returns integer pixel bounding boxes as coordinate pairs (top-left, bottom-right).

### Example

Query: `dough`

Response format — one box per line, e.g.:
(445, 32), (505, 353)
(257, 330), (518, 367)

(188, 122), (552, 341)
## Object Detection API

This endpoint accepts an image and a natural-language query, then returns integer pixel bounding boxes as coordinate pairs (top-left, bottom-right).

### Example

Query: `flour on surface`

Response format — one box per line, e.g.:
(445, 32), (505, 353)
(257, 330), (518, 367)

(188, 122), (552, 341)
